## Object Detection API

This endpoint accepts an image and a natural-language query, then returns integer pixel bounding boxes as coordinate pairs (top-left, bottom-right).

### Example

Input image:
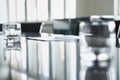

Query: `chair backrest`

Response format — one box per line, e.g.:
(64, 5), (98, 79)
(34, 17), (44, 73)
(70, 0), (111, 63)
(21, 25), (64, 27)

(53, 19), (71, 35)
(53, 17), (90, 35)
(21, 22), (42, 33)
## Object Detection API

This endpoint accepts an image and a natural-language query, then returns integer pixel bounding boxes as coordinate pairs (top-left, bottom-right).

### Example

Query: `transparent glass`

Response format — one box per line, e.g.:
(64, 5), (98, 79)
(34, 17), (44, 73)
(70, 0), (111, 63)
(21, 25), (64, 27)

(79, 21), (116, 80)
(3, 23), (21, 50)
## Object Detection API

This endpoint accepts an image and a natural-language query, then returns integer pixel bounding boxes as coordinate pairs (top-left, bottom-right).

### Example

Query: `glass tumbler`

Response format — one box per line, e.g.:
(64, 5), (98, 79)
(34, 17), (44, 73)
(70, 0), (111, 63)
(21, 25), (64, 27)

(79, 21), (116, 80)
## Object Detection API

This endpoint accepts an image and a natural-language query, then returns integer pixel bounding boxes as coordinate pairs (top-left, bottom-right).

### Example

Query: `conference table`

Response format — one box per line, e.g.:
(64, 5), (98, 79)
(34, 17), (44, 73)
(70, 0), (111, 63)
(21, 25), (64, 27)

(0, 32), (118, 80)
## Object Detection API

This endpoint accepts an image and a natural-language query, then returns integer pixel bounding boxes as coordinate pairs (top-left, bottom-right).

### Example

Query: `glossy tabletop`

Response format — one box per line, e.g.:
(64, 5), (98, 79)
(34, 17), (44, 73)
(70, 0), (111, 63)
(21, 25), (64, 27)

(0, 32), (118, 80)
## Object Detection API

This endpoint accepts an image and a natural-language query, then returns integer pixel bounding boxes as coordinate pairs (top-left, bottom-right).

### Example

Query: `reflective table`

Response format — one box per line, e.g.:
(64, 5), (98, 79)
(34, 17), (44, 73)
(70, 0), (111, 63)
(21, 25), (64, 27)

(0, 32), (118, 80)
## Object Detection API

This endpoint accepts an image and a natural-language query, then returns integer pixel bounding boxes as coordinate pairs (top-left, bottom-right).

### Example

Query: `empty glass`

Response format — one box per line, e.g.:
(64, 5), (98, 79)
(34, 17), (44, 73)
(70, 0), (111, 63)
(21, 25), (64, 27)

(79, 21), (116, 80)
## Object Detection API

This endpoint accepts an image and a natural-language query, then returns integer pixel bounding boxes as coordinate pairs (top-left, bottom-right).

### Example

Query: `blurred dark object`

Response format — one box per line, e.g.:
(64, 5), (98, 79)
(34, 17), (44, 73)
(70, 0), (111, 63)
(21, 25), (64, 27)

(20, 22), (42, 37)
(0, 24), (3, 31)
(21, 22), (42, 33)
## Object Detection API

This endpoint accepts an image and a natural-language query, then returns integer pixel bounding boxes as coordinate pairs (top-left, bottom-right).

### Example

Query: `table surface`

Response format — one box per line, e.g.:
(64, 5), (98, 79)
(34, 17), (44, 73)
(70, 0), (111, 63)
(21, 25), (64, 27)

(0, 32), (118, 80)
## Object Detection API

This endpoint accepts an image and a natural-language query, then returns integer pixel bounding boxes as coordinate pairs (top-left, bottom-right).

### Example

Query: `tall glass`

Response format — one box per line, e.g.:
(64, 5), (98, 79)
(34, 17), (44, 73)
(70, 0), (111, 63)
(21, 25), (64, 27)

(2, 23), (26, 74)
(79, 21), (116, 80)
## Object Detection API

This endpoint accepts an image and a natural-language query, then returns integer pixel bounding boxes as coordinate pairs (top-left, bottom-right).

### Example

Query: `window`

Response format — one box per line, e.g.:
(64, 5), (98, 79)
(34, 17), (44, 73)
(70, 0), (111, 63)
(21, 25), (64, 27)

(65, 0), (76, 18)
(8, 0), (17, 22)
(50, 0), (64, 19)
(27, 0), (37, 21)
(37, 0), (48, 21)
(7, 0), (76, 22)
(8, 0), (25, 22)
(17, 0), (25, 22)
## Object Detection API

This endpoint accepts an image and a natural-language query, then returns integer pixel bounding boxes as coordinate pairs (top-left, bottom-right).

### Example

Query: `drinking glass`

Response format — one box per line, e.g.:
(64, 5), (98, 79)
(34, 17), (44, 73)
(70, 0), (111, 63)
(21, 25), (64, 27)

(79, 21), (116, 80)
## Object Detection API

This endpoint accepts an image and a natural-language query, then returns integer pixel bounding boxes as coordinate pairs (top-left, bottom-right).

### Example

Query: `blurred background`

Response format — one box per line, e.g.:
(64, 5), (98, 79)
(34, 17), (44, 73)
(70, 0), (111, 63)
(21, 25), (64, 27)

(0, 0), (113, 23)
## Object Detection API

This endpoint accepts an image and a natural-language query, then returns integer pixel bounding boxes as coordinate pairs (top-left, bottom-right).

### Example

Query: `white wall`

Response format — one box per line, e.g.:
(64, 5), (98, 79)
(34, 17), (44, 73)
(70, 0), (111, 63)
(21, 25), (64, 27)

(76, 0), (114, 17)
